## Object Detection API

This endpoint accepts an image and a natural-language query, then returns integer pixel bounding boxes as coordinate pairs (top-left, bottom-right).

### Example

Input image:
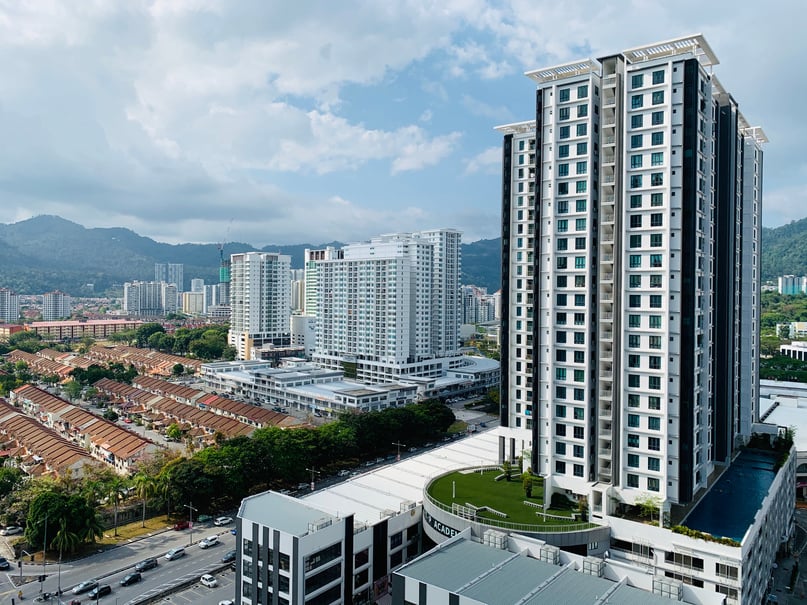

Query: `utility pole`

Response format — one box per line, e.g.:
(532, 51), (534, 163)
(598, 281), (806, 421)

(392, 441), (406, 462)
(40, 514), (47, 594)
(305, 468), (320, 491)
(184, 502), (198, 546)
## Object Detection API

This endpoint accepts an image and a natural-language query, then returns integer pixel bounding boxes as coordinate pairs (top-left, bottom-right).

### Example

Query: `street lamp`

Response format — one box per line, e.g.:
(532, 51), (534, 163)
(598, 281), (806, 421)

(391, 441), (406, 462)
(305, 468), (320, 491)
(184, 502), (197, 546)
(40, 514), (48, 594)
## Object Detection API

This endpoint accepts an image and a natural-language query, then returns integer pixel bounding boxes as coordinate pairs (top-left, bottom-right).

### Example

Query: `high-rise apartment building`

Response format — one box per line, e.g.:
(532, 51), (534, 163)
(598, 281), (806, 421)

(0, 288), (20, 323)
(498, 35), (765, 511)
(41, 291), (71, 321)
(123, 281), (177, 316)
(228, 252), (291, 360)
(154, 263), (184, 291)
(311, 230), (461, 383)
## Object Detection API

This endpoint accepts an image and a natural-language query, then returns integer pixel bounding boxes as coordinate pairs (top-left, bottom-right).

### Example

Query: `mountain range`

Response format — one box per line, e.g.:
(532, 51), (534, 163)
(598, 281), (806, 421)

(1, 214), (805, 297)
(0, 216), (502, 295)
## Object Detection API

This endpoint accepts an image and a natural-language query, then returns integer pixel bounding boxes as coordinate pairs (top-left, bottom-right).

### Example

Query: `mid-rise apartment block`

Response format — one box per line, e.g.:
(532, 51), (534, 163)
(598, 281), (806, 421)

(41, 291), (71, 321)
(228, 252), (291, 360)
(0, 288), (20, 323)
(498, 34), (766, 513)
(778, 275), (807, 295)
(311, 230), (462, 383)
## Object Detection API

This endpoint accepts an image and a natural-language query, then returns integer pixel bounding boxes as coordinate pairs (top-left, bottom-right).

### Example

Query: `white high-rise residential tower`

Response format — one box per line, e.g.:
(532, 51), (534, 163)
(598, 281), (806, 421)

(42, 291), (71, 321)
(498, 35), (765, 512)
(0, 288), (20, 323)
(155, 263), (184, 292)
(311, 230), (461, 383)
(228, 252), (291, 360)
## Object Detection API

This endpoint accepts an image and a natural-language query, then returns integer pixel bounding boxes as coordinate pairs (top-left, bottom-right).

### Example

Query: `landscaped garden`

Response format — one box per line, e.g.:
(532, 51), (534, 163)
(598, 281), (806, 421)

(427, 468), (593, 529)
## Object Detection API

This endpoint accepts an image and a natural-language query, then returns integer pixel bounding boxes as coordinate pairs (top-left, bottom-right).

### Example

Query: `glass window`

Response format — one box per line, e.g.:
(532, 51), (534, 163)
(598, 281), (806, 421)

(577, 84), (588, 98)
(651, 131), (664, 145)
(631, 114), (643, 129)
(577, 104), (588, 118)
(556, 275), (567, 288)
(557, 219), (568, 232)
(558, 144), (569, 158)
(557, 238), (568, 251)
(651, 213), (663, 227)
(576, 199), (587, 212)
(559, 107), (570, 121)
(628, 335), (641, 348)
(556, 331), (567, 343)
(574, 293), (585, 305)
(555, 368), (566, 381)
(574, 332), (585, 344)
(558, 182), (568, 194)
(627, 474), (639, 488)
(629, 294), (641, 308)
(574, 257), (586, 270)
(555, 404), (566, 417)
(630, 214), (642, 228)
(575, 237), (586, 250)
(573, 350), (585, 363)
(652, 70), (664, 85)
(557, 200), (569, 214)
(573, 426), (584, 439)
(575, 218), (586, 231)
(648, 396), (661, 410)
(652, 90), (664, 105)
(650, 254), (662, 268)
(649, 356), (661, 369)
(630, 174), (643, 188)
(576, 141), (588, 155)
(649, 376), (661, 390)
(629, 234), (642, 249)
(650, 234), (662, 247)
(559, 126), (570, 140)
(557, 257), (567, 270)
(627, 434), (640, 448)
(628, 394), (640, 408)
(650, 192), (663, 206)
(628, 375), (640, 388)
(651, 111), (664, 125)
(555, 441), (566, 454)
(576, 123), (587, 136)
(576, 181), (587, 193)
(648, 437), (661, 451)
(629, 274), (641, 288)
(630, 194), (642, 208)
(573, 407), (584, 420)
(631, 74), (644, 89)
(651, 152), (663, 166)
(650, 294), (662, 308)
(556, 460), (566, 474)
(576, 161), (587, 175)
(559, 88), (570, 102)
(573, 464), (584, 477)
(649, 315), (662, 328)
(574, 388), (585, 401)
(631, 134), (643, 149)
(556, 312), (567, 325)
(650, 275), (662, 288)
(651, 173), (663, 186)
(628, 453), (639, 468)
(630, 154), (643, 168)
(628, 414), (640, 427)
(629, 255), (642, 268)
(631, 94), (644, 109)
(648, 477), (660, 491)
(648, 417), (661, 431)
(558, 163), (569, 177)
(629, 315), (641, 328)
(649, 335), (662, 349)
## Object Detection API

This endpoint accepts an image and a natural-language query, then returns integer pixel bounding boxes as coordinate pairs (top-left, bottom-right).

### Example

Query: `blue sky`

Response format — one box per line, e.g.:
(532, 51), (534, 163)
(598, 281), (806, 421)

(0, 1), (804, 246)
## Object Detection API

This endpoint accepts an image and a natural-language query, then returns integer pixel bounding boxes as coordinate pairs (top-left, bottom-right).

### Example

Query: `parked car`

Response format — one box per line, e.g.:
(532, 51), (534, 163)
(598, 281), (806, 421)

(221, 549), (236, 563)
(134, 558), (158, 572)
(199, 535), (219, 549)
(337, 470), (350, 477)
(72, 580), (99, 595)
(213, 516), (233, 526)
(200, 574), (218, 588)
(164, 547), (185, 561)
(219, 600), (235, 605)
(0, 557), (9, 570)
(173, 520), (190, 530)
(0, 526), (23, 536)
(87, 585), (111, 600)
(119, 573), (141, 587)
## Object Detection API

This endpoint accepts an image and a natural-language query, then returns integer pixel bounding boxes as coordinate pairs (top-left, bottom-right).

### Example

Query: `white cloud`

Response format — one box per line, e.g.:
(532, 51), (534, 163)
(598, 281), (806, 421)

(464, 146), (501, 175)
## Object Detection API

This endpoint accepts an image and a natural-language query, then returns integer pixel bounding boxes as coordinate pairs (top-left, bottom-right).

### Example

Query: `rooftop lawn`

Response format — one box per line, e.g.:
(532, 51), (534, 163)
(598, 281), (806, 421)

(427, 469), (583, 527)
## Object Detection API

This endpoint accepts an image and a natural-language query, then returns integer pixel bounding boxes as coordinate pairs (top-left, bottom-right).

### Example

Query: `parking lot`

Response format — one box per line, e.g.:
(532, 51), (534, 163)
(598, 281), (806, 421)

(161, 566), (236, 605)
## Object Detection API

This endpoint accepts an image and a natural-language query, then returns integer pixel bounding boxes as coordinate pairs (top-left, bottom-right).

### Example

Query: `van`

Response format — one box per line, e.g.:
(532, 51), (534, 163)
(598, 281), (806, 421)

(165, 547), (185, 561)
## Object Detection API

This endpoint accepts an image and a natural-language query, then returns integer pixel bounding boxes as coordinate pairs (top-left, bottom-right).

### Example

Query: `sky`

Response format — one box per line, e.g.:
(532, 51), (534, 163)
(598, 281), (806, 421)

(0, 0), (804, 247)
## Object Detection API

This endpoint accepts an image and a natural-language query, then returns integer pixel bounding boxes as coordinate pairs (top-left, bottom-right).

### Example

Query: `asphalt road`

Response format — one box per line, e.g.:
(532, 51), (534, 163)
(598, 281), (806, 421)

(1, 524), (237, 605)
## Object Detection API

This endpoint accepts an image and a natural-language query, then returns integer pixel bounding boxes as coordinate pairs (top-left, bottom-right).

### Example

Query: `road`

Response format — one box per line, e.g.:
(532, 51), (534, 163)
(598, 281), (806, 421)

(1, 524), (237, 605)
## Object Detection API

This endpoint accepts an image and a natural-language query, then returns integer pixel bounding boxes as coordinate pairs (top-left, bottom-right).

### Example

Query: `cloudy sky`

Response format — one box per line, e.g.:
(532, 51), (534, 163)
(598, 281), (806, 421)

(0, 1), (803, 246)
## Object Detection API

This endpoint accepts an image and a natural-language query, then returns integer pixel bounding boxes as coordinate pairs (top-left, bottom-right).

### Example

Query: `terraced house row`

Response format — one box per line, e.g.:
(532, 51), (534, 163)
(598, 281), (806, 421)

(7, 384), (158, 475)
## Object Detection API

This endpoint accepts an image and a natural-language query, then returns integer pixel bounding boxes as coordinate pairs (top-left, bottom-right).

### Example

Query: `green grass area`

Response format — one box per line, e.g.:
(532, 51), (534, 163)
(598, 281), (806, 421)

(427, 470), (580, 526)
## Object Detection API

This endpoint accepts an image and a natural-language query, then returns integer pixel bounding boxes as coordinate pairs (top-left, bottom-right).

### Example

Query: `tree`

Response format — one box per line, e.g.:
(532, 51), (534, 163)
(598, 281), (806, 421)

(51, 517), (81, 556)
(63, 380), (82, 401)
(102, 409), (119, 422)
(106, 478), (128, 537)
(502, 460), (513, 482)
(133, 473), (157, 528)
(172, 363), (185, 376)
(136, 323), (165, 348)
(166, 423), (183, 441)
(522, 471), (534, 498)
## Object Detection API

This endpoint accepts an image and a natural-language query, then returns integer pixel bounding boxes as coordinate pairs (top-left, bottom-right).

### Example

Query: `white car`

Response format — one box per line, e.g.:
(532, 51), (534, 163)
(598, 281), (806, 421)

(199, 535), (219, 549)
(200, 574), (218, 588)
(213, 516), (233, 526)
(0, 526), (23, 536)
(218, 600), (234, 605)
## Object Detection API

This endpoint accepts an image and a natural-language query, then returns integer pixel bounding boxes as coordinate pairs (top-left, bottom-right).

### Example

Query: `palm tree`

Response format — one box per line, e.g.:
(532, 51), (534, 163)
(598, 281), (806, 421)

(51, 517), (80, 557)
(106, 478), (127, 537)
(133, 473), (156, 528)
(77, 509), (104, 545)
